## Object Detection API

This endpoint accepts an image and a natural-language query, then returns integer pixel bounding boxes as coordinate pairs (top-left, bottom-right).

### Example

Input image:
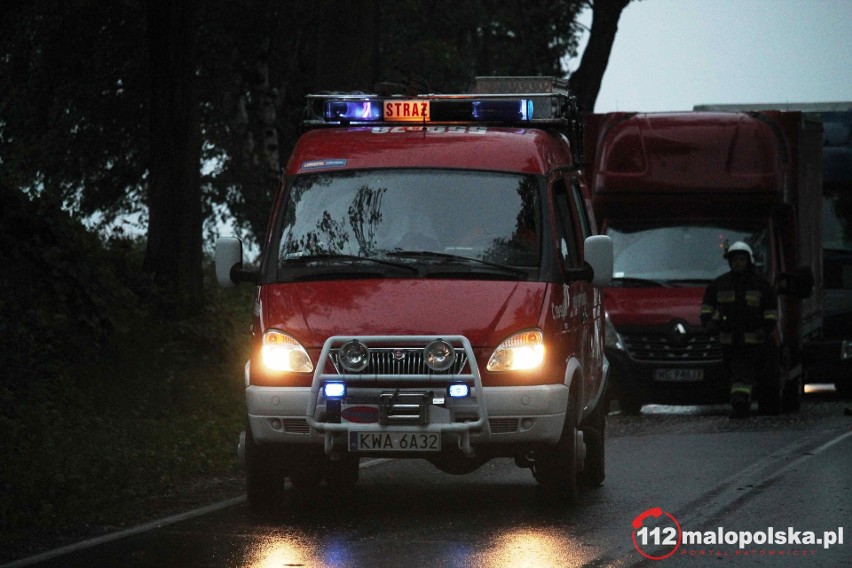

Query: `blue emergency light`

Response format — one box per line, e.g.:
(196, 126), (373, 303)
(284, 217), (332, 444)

(448, 384), (470, 398)
(323, 382), (346, 399)
(472, 99), (533, 121)
(324, 100), (383, 122)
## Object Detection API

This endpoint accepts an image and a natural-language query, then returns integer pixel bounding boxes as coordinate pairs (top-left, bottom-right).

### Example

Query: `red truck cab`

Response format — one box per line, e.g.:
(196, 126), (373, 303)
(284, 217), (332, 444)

(586, 111), (821, 414)
(216, 78), (613, 511)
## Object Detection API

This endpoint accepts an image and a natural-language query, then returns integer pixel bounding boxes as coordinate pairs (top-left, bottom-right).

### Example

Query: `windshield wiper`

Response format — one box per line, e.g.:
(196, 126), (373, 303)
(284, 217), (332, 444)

(386, 250), (529, 278)
(611, 276), (671, 288)
(283, 253), (419, 273)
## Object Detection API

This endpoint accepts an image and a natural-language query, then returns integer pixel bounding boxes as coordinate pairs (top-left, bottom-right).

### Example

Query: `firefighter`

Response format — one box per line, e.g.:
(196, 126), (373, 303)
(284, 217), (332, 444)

(701, 242), (779, 418)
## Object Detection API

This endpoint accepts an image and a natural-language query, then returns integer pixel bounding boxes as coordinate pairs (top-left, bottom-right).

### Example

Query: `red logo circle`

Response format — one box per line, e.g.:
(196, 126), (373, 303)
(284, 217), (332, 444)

(631, 507), (682, 560)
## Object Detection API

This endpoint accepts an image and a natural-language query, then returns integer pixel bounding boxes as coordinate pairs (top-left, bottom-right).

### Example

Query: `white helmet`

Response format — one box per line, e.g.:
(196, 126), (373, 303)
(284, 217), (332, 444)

(724, 241), (753, 263)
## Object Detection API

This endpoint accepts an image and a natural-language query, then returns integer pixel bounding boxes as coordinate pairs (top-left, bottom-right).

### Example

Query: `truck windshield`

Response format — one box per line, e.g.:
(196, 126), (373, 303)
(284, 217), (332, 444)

(276, 169), (541, 271)
(606, 222), (770, 285)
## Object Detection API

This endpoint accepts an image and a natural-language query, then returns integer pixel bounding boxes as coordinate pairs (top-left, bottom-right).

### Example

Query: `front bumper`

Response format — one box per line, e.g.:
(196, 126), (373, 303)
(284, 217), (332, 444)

(247, 383), (570, 452)
(606, 346), (728, 405)
(247, 335), (570, 456)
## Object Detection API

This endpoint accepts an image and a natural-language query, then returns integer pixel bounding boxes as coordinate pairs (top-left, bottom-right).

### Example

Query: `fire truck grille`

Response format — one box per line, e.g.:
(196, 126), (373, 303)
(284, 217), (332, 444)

(622, 333), (722, 362)
(330, 348), (469, 376)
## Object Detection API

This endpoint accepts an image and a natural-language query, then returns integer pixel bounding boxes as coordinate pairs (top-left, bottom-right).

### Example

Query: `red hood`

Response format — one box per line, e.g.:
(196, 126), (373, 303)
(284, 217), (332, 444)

(263, 280), (547, 348)
(604, 287), (705, 327)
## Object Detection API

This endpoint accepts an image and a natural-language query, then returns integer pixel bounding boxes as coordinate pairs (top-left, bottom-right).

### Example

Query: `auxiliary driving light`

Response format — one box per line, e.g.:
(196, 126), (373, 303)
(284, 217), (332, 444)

(323, 382), (346, 399)
(424, 339), (456, 372)
(339, 340), (370, 372)
(448, 384), (470, 398)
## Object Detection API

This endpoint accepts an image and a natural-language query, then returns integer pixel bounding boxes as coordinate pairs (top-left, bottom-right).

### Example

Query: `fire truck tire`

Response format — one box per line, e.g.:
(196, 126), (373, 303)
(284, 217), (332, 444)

(326, 455), (360, 487)
(617, 394), (643, 416)
(532, 391), (581, 503)
(245, 428), (284, 513)
(579, 401), (606, 488)
(757, 379), (782, 416)
(289, 465), (324, 489)
(781, 376), (802, 412)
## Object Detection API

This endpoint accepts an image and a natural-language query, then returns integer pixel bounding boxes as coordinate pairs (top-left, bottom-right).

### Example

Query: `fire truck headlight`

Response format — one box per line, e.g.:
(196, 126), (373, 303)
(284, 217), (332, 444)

(487, 330), (544, 372)
(261, 329), (314, 373)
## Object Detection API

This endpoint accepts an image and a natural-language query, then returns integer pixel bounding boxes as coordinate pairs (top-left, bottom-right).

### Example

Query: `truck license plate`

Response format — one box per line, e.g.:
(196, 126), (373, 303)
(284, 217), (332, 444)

(654, 368), (703, 382)
(349, 431), (440, 452)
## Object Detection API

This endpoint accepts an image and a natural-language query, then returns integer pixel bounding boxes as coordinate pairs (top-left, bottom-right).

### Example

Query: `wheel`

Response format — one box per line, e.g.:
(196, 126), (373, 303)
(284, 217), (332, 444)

(532, 391), (582, 503)
(289, 463), (324, 489)
(836, 381), (852, 399)
(758, 355), (783, 415)
(781, 375), (802, 412)
(757, 384), (782, 415)
(617, 394), (643, 416)
(244, 428), (284, 513)
(579, 399), (606, 488)
(325, 455), (360, 488)
(611, 381), (643, 415)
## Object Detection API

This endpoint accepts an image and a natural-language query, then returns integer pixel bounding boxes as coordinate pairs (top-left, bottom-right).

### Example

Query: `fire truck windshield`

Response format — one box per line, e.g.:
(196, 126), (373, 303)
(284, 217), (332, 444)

(606, 222), (770, 285)
(276, 169), (542, 272)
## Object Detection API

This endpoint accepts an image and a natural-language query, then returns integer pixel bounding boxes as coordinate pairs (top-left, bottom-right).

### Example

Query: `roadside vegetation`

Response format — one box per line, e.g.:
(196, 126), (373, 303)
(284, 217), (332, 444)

(0, 186), (252, 551)
(0, 1), (635, 559)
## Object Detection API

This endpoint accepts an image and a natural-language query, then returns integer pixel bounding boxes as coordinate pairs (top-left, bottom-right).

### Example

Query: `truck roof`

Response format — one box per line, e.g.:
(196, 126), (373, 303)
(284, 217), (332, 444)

(286, 126), (574, 175)
(587, 111), (787, 196)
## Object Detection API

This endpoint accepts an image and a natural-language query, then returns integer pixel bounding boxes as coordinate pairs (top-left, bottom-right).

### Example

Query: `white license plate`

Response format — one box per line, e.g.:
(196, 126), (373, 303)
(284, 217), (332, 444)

(654, 368), (704, 382)
(349, 431), (440, 452)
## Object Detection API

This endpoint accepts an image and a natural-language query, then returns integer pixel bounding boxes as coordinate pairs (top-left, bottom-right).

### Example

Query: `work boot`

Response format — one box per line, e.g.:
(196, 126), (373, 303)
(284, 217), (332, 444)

(729, 382), (752, 418)
(730, 391), (750, 419)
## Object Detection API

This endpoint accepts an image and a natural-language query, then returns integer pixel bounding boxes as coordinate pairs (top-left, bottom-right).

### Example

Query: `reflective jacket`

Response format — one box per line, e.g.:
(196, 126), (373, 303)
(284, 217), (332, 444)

(701, 269), (778, 346)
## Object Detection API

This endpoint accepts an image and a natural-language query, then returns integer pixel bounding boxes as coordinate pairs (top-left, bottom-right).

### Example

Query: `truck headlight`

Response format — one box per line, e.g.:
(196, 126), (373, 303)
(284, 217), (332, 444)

(604, 311), (626, 351)
(487, 330), (544, 372)
(261, 329), (314, 373)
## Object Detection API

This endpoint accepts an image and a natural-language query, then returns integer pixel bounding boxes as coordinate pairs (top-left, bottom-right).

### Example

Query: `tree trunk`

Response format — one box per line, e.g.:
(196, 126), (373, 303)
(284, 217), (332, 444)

(144, 0), (202, 317)
(569, 0), (631, 114)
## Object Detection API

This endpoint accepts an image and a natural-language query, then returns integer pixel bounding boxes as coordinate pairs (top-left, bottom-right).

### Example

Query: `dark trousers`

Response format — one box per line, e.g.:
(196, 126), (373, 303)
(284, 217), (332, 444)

(722, 343), (778, 394)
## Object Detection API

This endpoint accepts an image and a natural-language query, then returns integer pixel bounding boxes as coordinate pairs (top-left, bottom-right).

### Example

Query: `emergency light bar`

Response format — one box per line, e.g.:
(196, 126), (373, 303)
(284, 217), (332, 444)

(305, 92), (576, 127)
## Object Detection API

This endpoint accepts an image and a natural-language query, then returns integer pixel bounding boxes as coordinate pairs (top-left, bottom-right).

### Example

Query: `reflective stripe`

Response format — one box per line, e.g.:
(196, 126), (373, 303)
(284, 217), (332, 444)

(764, 309), (778, 320)
(717, 290), (735, 303)
(745, 290), (761, 307)
(731, 382), (753, 396)
(700, 305), (714, 315)
(744, 332), (765, 344)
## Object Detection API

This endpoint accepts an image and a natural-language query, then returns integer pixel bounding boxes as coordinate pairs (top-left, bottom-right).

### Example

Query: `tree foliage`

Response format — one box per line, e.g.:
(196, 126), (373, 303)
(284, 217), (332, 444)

(0, 0), (629, 312)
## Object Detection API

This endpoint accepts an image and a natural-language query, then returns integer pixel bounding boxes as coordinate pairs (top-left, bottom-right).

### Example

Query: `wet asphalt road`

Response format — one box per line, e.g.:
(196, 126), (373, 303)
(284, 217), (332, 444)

(8, 392), (852, 568)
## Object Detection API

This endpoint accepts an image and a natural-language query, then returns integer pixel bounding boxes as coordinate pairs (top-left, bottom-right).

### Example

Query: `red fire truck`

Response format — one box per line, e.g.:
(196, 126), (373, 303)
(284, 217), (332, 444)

(585, 111), (821, 414)
(216, 77), (613, 511)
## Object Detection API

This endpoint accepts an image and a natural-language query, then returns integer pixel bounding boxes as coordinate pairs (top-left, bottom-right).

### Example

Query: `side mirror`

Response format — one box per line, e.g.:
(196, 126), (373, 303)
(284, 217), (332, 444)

(776, 266), (814, 299)
(215, 237), (258, 288)
(584, 235), (613, 288)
